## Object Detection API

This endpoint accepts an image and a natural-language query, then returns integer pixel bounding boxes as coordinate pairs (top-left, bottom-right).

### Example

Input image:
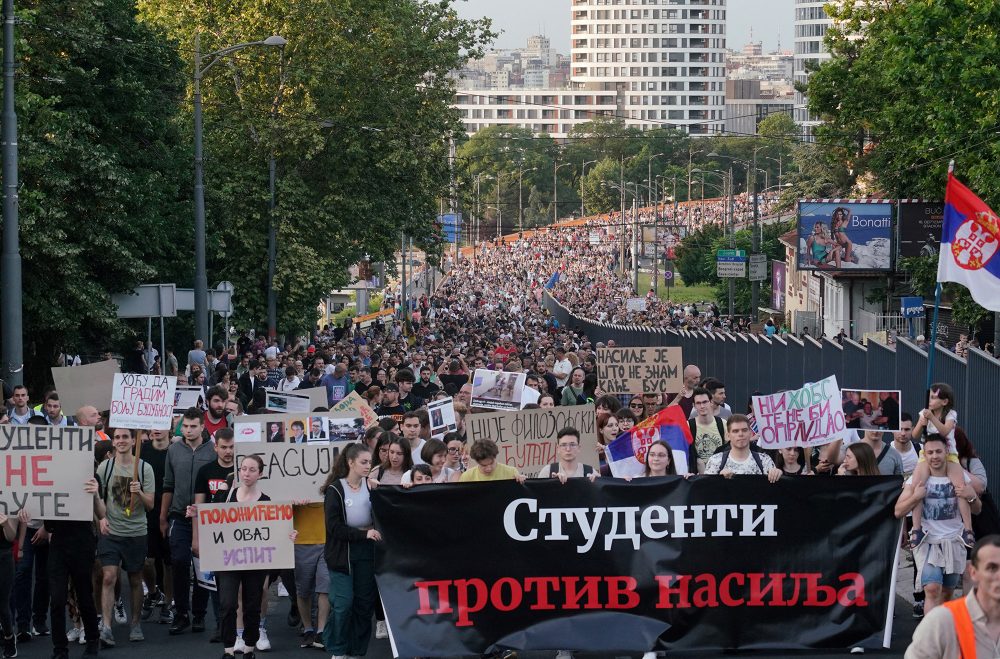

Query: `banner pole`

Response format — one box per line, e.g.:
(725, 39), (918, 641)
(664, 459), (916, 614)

(926, 160), (954, 391)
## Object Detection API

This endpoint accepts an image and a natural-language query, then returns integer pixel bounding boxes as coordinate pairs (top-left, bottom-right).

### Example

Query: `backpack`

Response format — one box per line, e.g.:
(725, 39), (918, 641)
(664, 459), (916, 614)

(546, 463), (593, 478)
(689, 417), (726, 445)
(719, 447), (765, 474)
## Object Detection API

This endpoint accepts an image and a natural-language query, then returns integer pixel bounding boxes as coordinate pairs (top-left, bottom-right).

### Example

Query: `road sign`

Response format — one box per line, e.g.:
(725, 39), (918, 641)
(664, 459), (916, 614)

(717, 249), (747, 259)
(749, 253), (767, 282)
(664, 261), (675, 288)
(717, 260), (746, 278)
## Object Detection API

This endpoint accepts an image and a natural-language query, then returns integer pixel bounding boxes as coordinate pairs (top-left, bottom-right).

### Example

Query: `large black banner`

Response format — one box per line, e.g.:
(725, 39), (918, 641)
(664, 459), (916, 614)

(373, 477), (902, 656)
(898, 201), (944, 258)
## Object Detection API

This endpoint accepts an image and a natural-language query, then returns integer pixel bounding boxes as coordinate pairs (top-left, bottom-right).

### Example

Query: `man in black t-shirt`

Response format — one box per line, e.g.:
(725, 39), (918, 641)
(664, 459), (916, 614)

(374, 384), (406, 422)
(411, 366), (439, 401)
(141, 428), (173, 624)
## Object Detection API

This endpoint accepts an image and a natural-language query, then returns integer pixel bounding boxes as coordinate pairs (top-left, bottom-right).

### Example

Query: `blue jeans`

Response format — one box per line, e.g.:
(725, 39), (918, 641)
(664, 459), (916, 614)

(323, 542), (376, 656)
(168, 516), (209, 618)
(12, 530), (48, 632)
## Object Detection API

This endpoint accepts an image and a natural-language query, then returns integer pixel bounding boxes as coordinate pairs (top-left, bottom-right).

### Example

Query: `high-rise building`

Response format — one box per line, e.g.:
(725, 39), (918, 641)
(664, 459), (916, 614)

(453, 0), (729, 138)
(793, 0), (834, 133)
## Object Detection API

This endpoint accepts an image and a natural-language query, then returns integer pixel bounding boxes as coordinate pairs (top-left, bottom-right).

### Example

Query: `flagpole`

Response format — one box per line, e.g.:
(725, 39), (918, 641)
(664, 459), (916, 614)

(925, 160), (954, 391)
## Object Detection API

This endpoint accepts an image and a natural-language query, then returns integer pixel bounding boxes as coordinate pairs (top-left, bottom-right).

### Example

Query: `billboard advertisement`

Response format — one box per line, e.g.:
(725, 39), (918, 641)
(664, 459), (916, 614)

(438, 213), (462, 244)
(898, 201), (944, 258)
(796, 201), (893, 271)
(771, 259), (786, 310)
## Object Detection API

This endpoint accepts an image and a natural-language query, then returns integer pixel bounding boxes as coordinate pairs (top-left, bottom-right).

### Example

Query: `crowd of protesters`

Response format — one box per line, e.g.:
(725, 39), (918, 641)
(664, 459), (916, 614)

(1, 188), (993, 658)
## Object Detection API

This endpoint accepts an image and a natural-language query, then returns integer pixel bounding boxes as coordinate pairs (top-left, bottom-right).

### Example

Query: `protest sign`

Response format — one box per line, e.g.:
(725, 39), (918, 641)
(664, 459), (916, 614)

(196, 501), (294, 572)
(471, 369), (525, 411)
(596, 347), (683, 394)
(234, 441), (354, 502)
(110, 374), (177, 430)
(240, 411), (366, 445)
(51, 359), (119, 413)
(173, 385), (205, 414)
(466, 407), (598, 477)
(330, 391), (379, 429)
(428, 398), (457, 438)
(752, 375), (855, 449)
(192, 556), (216, 591)
(0, 426), (96, 520)
(264, 390), (311, 414)
(841, 389), (901, 431)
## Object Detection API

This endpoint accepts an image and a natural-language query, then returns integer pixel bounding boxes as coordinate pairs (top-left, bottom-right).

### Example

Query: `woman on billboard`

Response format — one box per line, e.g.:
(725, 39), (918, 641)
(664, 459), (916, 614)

(805, 221), (841, 268)
(831, 207), (858, 264)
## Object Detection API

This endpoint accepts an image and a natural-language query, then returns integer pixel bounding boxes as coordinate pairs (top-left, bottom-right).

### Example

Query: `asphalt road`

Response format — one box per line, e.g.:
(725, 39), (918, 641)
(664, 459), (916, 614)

(12, 591), (919, 659)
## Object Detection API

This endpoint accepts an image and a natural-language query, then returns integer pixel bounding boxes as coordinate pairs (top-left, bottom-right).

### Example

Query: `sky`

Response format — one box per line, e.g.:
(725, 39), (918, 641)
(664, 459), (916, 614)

(455, 0), (794, 54)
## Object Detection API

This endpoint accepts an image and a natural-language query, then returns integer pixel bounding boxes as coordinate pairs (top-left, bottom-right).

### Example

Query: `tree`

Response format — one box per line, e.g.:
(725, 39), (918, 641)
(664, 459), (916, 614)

(14, 0), (190, 388)
(806, 0), (1000, 329)
(138, 0), (495, 335)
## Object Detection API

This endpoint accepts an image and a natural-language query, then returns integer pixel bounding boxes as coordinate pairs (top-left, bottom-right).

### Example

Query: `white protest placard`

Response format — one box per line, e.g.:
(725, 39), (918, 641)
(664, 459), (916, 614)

(51, 359), (120, 413)
(596, 347), (683, 394)
(196, 501), (295, 572)
(466, 407), (599, 478)
(234, 441), (355, 502)
(470, 369), (526, 411)
(752, 375), (856, 449)
(0, 426), (97, 520)
(173, 386), (205, 414)
(428, 397), (457, 438)
(110, 374), (177, 430)
(520, 386), (540, 408)
(264, 390), (311, 414)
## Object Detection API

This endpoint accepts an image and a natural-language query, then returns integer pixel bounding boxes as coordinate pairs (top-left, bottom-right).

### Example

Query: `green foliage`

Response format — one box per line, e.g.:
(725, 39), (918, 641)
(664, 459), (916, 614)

(899, 256), (990, 330)
(139, 0), (495, 335)
(674, 224), (723, 285)
(15, 0), (189, 387)
(806, 0), (1000, 328)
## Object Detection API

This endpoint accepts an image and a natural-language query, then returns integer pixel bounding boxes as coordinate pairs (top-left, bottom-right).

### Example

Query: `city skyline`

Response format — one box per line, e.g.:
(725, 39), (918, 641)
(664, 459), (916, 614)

(456, 0), (795, 54)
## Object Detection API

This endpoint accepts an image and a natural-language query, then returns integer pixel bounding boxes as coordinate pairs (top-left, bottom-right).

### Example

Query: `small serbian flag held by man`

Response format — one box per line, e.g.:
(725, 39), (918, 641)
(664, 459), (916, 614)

(606, 405), (693, 477)
(937, 174), (1000, 311)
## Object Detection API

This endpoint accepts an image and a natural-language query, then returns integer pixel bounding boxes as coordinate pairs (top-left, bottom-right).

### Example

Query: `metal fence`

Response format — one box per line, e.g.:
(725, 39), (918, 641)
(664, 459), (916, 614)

(544, 292), (1000, 486)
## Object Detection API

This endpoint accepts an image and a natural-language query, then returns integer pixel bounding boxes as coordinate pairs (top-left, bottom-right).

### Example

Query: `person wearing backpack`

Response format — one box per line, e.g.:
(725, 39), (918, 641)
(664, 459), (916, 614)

(536, 427), (598, 483)
(704, 415), (783, 483)
(689, 388), (727, 473)
(854, 429), (903, 476)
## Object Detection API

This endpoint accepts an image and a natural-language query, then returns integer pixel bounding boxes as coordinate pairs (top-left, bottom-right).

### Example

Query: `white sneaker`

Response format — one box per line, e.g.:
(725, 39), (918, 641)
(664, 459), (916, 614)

(331, 655), (347, 659)
(114, 598), (128, 625)
(277, 582), (289, 597)
(642, 653), (657, 659)
(374, 620), (388, 639)
(256, 627), (271, 651)
(851, 648), (865, 655)
(234, 635), (247, 654)
(556, 652), (574, 659)
(66, 627), (82, 642)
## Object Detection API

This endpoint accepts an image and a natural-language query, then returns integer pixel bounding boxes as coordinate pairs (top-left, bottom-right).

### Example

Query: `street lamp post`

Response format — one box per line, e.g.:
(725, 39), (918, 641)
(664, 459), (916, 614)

(553, 161), (572, 225)
(495, 172), (504, 240)
(2, 0), (22, 385)
(193, 32), (286, 345)
(517, 165), (536, 233)
(580, 159), (596, 218)
(474, 174), (492, 263)
(487, 206), (502, 242)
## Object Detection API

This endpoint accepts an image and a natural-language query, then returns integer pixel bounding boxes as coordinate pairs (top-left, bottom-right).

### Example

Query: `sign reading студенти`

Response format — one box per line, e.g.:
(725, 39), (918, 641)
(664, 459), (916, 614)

(0, 426), (96, 520)
(596, 347), (683, 394)
(196, 501), (295, 572)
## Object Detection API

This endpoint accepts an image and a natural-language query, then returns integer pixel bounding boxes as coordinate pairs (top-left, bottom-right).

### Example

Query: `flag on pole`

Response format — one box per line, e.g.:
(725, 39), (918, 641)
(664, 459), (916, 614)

(605, 405), (693, 477)
(937, 174), (1000, 311)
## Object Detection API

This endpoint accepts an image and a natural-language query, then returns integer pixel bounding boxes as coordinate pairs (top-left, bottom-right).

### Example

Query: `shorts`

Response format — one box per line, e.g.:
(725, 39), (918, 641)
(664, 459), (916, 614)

(293, 544), (330, 596)
(98, 534), (148, 573)
(920, 562), (961, 589)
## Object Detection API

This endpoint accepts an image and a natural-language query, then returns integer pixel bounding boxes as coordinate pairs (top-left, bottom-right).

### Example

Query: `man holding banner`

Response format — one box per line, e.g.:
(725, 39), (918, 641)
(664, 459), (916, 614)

(96, 428), (155, 645)
(704, 415), (783, 482)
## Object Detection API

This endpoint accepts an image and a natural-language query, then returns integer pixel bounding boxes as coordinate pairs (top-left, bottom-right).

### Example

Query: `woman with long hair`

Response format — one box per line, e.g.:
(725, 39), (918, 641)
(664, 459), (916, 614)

(217, 455), (297, 659)
(367, 435), (411, 485)
(838, 442), (880, 476)
(775, 446), (811, 476)
(644, 440), (677, 477)
(442, 432), (467, 473)
(625, 396), (646, 422)
(321, 444), (382, 659)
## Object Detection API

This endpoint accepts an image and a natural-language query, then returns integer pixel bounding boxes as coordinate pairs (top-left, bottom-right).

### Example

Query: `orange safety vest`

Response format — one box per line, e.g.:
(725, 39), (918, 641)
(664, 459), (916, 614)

(943, 597), (977, 659)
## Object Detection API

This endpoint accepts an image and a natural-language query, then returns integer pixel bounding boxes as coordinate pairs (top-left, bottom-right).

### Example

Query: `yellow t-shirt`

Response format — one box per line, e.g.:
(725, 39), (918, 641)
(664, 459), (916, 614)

(293, 502), (325, 545)
(459, 463), (519, 482)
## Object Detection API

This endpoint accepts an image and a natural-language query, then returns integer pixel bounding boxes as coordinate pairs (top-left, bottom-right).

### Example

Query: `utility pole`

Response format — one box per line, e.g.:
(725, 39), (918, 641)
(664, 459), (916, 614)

(1, 0), (22, 385)
(449, 135), (458, 266)
(619, 156), (626, 275)
(751, 152), (761, 320)
(266, 154), (277, 340)
(580, 160), (596, 218)
(632, 192), (639, 294)
(400, 232), (407, 322)
(727, 166), (735, 319)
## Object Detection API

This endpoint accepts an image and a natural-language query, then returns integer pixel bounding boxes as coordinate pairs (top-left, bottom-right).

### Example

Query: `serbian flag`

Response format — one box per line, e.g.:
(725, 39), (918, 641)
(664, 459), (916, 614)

(605, 405), (693, 477)
(937, 174), (1000, 311)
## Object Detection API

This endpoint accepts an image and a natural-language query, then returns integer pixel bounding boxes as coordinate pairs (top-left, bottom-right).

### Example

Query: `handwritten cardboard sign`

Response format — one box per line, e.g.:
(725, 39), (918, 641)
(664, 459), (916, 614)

(51, 359), (120, 413)
(752, 375), (855, 449)
(110, 374), (177, 430)
(466, 407), (598, 478)
(234, 441), (355, 502)
(596, 347), (683, 394)
(330, 391), (379, 429)
(0, 426), (96, 520)
(196, 501), (294, 572)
